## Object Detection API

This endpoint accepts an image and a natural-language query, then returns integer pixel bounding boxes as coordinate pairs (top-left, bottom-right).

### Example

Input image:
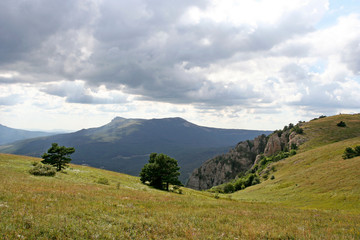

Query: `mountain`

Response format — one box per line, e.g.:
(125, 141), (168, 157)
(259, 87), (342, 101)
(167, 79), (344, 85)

(0, 117), (271, 183)
(187, 114), (360, 190)
(0, 124), (56, 145)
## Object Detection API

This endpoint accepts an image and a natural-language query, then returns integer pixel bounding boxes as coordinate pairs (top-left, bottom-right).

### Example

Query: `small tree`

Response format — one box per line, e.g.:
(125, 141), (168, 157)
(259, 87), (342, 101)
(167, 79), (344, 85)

(140, 153), (181, 191)
(41, 143), (75, 171)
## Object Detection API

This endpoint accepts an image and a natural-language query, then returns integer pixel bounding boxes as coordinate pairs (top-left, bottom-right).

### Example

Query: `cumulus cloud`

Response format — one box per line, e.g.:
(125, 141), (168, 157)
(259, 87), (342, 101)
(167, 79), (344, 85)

(41, 81), (129, 104)
(0, 0), (360, 130)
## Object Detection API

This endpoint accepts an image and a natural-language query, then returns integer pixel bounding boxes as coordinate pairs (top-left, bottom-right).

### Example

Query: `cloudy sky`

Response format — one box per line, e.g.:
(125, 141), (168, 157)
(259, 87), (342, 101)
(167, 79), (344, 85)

(1, 0), (360, 131)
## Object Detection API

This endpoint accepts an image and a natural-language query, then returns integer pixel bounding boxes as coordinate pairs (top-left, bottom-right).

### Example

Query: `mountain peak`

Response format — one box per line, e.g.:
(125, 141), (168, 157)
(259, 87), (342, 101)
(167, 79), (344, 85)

(111, 116), (126, 122)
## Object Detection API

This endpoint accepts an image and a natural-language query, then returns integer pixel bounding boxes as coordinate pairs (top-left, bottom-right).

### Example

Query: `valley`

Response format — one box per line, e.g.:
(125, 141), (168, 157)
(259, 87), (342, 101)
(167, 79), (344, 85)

(0, 117), (271, 183)
(1, 114), (360, 239)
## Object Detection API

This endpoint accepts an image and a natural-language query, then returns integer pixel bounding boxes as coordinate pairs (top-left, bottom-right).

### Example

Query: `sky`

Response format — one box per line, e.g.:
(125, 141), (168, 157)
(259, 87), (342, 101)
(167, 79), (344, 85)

(0, 0), (360, 131)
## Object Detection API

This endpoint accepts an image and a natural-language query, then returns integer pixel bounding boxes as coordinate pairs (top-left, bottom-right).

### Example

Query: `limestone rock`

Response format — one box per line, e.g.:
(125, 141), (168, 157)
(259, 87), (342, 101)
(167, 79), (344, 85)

(186, 134), (267, 190)
(186, 125), (307, 190)
(288, 131), (306, 149)
(264, 134), (282, 156)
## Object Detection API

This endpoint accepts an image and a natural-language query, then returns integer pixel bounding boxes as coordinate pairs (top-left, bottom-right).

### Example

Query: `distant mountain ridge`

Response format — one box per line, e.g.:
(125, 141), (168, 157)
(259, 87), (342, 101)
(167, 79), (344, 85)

(0, 124), (56, 145)
(0, 117), (272, 183)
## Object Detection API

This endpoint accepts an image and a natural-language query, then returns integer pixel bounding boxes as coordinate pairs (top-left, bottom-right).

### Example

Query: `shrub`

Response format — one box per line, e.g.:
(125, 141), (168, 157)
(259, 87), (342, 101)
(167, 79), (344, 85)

(223, 183), (235, 193)
(259, 158), (268, 166)
(29, 163), (56, 176)
(343, 146), (360, 159)
(291, 143), (298, 150)
(355, 146), (360, 155)
(97, 177), (109, 185)
(290, 149), (297, 156)
(251, 176), (260, 185)
(234, 180), (243, 191)
(292, 125), (303, 134)
(337, 121), (346, 127)
(171, 185), (183, 194)
(270, 175), (275, 180)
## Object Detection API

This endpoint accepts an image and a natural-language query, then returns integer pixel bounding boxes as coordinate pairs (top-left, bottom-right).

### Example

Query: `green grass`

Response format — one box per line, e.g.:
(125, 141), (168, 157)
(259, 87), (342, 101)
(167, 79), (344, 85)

(299, 114), (360, 151)
(2, 114), (360, 239)
(231, 114), (360, 213)
(1, 153), (360, 239)
(233, 137), (360, 212)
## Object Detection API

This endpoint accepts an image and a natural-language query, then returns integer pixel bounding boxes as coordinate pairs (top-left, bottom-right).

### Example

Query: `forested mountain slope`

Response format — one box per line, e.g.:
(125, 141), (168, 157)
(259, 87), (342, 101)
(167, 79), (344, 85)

(0, 117), (271, 183)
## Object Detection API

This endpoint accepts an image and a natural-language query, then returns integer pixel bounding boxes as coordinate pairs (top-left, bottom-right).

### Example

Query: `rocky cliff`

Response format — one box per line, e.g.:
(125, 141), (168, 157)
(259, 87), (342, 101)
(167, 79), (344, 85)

(186, 135), (268, 190)
(186, 124), (306, 190)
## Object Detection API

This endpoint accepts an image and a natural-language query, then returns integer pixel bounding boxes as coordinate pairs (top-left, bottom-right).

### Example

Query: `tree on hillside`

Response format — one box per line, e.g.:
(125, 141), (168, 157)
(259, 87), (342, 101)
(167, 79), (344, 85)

(41, 143), (75, 171)
(140, 153), (181, 191)
(337, 121), (346, 127)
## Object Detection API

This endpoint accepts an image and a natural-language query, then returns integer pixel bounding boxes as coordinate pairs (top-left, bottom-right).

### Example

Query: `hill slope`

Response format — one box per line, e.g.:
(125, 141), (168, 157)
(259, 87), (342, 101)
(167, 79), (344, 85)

(1, 153), (359, 239)
(0, 124), (55, 145)
(0, 117), (271, 183)
(231, 114), (360, 212)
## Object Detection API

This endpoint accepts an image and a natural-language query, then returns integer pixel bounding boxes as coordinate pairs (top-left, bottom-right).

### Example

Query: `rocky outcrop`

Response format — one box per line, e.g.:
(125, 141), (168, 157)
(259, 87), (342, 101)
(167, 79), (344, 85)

(263, 134), (282, 156)
(288, 131), (306, 149)
(186, 124), (307, 190)
(186, 135), (267, 190)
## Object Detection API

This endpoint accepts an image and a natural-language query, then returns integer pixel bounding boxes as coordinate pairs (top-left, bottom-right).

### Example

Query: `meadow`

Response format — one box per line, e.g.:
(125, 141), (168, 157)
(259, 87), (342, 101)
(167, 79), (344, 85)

(1, 153), (360, 239)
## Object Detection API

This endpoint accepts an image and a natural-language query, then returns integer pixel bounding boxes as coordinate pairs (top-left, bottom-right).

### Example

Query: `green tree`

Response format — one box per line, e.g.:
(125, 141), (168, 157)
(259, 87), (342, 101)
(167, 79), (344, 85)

(41, 143), (75, 171)
(140, 153), (181, 191)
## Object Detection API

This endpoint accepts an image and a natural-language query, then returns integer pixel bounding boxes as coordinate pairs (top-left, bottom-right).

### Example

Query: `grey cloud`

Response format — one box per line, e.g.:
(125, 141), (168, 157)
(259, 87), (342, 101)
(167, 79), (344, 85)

(0, 0), (92, 65)
(270, 41), (311, 57)
(342, 39), (360, 74)
(280, 64), (309, 82)
(290, 81), (360, 109)
(0, 77), (14, 84)
(41, 82), (128, 104)
(81, 0), (321, 106)
(0, 0), (331, 108)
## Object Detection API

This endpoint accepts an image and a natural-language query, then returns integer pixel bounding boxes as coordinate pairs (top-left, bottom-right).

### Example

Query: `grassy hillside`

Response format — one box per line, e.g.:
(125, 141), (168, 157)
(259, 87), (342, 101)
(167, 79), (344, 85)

(1, 153), (360, 239)
(233, 114), (360, 212)
(300, 114), (360, 151)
